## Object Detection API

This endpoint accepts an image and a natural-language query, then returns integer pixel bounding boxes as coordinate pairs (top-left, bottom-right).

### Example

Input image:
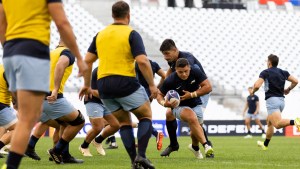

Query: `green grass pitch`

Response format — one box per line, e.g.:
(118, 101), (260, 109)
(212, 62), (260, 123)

(1, 136), (299, 169)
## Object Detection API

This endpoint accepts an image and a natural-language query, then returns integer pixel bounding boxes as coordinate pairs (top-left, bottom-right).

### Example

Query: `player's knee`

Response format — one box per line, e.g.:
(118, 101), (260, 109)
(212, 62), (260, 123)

(273, 123), (281, 129)
(68, 110), (85, 126)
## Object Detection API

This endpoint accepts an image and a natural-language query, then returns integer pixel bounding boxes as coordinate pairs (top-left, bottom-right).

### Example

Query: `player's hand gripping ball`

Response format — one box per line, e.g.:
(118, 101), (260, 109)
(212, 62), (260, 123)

(166, 90), (180, 107)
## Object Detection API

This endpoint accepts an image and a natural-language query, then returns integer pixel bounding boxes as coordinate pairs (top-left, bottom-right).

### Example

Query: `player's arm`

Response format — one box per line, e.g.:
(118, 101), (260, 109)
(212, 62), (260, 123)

(252, 78), (264, 95)
(0, 2), (7, 46)
(165, 68), (172, 77)
(79, 52), (97, 100)
(47, 54), (71, 103)
(131, 30), (157, 99)
(254, 101), (260, 115)
(284, 75), (298, 95)
(48, 2), (87, 77)
(242, 102), (248, 117)
(181, 79), (212, 101)
(157, 89), (176, 108)
(156, 68), (166, 89)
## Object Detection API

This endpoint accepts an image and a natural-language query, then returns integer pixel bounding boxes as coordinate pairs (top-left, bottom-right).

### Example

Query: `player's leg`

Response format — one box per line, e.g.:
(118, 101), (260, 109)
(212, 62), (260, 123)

(80, 102), (106, 156)
(108, 86), (154, 169)
(3, 55), (50, 169)
(101, 117), (119, 149)
(244, 116), (252, 138)
(160, 110), (178, 156)
(254, 117), (266, 138)
(0, 107), (17, 153)
(0, 123), (16, 158)
(26, 122), (49, 161)
(178, 107), (213, 158)
(165, 109), (179, 148)
(48, 109), (85, 164)
(257, 117), (273, 150)
(92, 114), (120, 155)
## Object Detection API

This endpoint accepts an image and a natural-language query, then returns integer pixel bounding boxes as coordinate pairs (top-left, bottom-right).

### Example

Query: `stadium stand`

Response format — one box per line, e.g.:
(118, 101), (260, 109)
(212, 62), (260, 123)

(130, 6), (300, 93)
(1, 1), (300, 119)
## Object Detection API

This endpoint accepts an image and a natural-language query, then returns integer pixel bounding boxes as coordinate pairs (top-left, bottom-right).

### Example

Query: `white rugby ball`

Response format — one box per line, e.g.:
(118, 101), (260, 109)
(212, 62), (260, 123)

(166, 90), (180, 107)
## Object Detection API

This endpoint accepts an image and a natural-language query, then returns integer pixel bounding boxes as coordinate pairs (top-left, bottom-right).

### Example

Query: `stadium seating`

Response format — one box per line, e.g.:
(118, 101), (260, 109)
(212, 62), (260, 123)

(131, 6), (300, 92)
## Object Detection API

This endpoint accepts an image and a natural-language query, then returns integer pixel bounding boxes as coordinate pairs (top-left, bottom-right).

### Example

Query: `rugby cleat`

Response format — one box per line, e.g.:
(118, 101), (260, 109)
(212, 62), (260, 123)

(156, 132), (164, 151)
(257, 140), (268, 151)
(160, 144), (179, 157)
(294, 118), (300, 131)
(188, 144), (203, 159)
(79, 146), (93, 157)
(134, 155), (155, 169)
(92, 140), (106, 156)
(244, 134), (253, 139)
(25, 147), (41, 161)
(204, 145), (214, 158)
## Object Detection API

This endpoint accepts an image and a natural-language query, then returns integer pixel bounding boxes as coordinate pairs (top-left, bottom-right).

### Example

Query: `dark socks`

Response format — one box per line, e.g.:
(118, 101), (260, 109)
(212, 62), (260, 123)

(264, 139), (270, 147)
(28, 135), (39, 149)
(137, 119), (152, 158)
(6, 151), (23, 169)
(152, 126), (158, 138)
(95, 135), (105, 144)
(53, 138), (69, 154)
(81, 140), (90, 148)
(247, 130), (251, 134)
(290, 120), (295, 125)
(0, 141), (5, 150)
(202, 127), (210, 143)
(110, 135), (116, 143)
(192, 145), (199, 151)
(62, 143), (70, 156)
(166, 119), (178, 146)
(119, 125), (136, 163)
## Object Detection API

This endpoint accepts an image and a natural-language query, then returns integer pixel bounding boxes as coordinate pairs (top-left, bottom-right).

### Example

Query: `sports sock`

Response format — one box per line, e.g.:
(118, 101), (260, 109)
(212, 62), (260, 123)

(264, 139), (270, 147)
(137, 118), (152, 158)
(119, 125), (136, 163)
(95, 135), (105, 144)
(151, 126), (158, 138)
(290, 120), (295, 125)
(0, 141), (5, 150)
(110, 135), (116, 143)
(81, 140), (90, 148)
(6, 151), (23, 169)
(62, 142), (70, 156)
(53, 138), (69, 154)
(202, 127), (210, 144)
(247, 130), (251, 134)
(28, 135), (39, 149)
(192, 145), (199, 151)
(166, 119), (178, 146)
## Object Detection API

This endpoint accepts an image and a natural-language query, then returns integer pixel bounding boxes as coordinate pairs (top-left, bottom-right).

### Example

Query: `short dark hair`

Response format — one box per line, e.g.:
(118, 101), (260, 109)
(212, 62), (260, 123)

(112, 1), (129, 19)
(268, 54), (279, 67)
(175, 58), (190, 68)
(160, 39), (177, 52)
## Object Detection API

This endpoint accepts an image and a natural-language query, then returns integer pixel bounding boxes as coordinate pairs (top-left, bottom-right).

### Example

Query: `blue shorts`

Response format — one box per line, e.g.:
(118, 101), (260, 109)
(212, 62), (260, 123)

(246, 113), (259, 120)
(42, 98), (76, 120)
(172, 105), (203, 124)
(39, 112), (51, 123)
(3, 55), (50, 92)
(0, 107), (17, 129)
(200, 93), (210, 109)
(85, 102), (110, 118)
(266, 97), (285, 115)
(101, 86), (149, 112)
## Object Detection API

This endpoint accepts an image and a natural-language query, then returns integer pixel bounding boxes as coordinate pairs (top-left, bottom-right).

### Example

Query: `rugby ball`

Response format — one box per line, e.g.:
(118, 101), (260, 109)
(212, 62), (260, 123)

(166, 90), (180, 107)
